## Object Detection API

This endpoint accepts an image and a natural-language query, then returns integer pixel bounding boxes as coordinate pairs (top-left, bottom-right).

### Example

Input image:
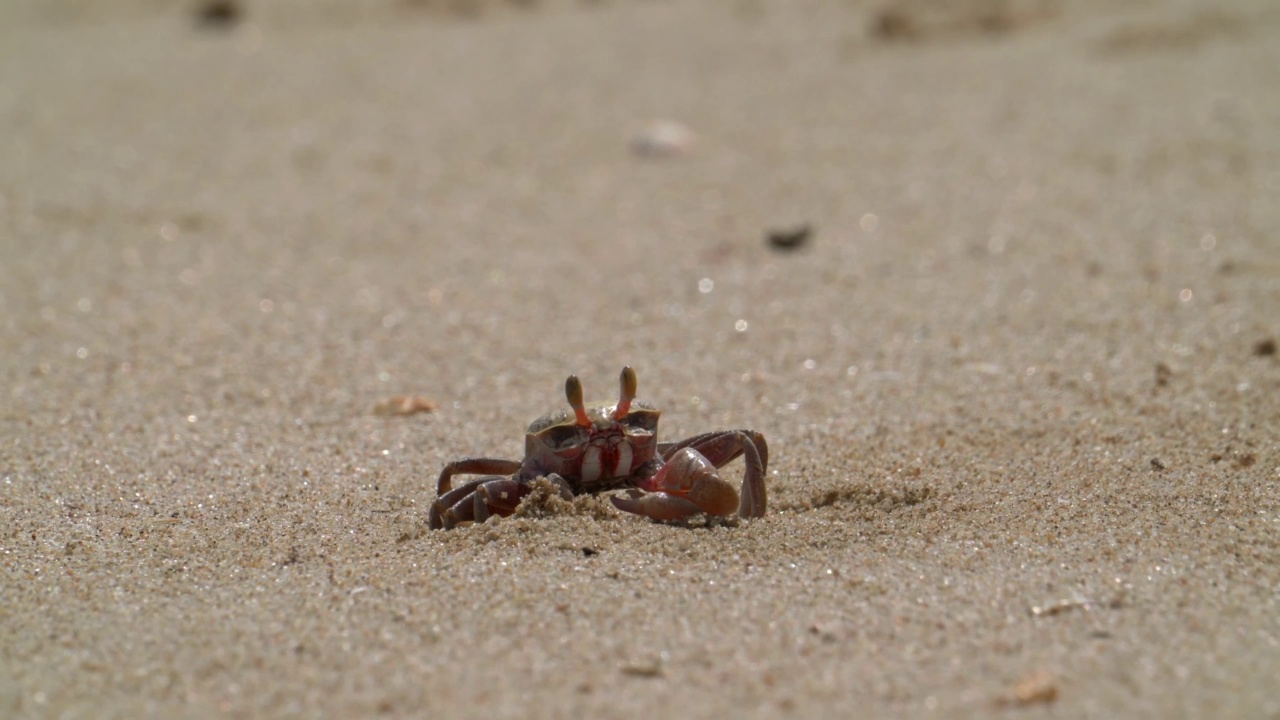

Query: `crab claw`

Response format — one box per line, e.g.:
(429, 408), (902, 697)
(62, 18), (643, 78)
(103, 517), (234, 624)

(611, 447), (738, 521)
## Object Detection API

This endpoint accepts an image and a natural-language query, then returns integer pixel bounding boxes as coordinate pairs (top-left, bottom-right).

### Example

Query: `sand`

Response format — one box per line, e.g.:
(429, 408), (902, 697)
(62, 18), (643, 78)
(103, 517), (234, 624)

(2, 0), (1278, 717)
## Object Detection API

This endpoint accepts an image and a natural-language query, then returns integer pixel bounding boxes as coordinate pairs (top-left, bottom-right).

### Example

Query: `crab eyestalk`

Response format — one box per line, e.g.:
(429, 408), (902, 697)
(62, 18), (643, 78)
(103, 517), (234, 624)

(614, 366), (638, 420)
(565, 375), (592, 427)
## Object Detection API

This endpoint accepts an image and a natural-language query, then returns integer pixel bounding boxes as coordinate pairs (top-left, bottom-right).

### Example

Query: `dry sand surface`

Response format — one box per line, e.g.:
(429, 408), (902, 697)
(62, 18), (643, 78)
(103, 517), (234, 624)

(3, 0), (1279, 717)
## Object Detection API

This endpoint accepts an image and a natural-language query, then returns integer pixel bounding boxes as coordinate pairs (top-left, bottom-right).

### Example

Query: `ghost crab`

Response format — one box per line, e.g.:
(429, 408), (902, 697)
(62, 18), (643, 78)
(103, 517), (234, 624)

(429, 367), (767, 530)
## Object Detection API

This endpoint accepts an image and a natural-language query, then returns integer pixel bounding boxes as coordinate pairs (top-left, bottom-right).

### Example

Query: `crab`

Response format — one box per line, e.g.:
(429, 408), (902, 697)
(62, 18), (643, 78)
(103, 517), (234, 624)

(429, 367), (767, 530)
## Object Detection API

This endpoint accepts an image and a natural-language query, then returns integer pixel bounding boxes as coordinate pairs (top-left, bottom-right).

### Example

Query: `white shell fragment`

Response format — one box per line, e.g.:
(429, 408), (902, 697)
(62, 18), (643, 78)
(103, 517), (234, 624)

(630, 119), (696, 157)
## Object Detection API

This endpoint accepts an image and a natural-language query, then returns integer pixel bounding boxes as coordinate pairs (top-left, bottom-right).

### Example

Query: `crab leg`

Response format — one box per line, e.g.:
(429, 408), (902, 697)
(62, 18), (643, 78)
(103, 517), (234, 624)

(470, 478), (535, 523)
(430, 476), (533, 529)
(435, 457), (523, 495)
(430, 473), (575, 529)
(429, 477), (489, 529)
(658, 429), (769, 472)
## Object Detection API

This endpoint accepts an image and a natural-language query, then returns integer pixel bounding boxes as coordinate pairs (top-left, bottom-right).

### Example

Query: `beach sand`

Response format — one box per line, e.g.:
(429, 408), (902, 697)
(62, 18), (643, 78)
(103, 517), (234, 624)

(2, 0), (1278, 716)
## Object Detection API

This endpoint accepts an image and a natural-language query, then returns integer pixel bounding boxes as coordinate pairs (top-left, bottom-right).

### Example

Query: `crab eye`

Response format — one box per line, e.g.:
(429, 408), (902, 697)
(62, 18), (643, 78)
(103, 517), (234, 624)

(624, 411), (657, 435)
(543, 424), (588, 450)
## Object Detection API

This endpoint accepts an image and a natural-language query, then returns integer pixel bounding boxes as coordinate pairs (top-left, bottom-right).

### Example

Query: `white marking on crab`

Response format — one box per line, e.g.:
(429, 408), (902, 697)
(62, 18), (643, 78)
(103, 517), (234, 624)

(614, 441), (633, 478)
(581, 446), (602, 484)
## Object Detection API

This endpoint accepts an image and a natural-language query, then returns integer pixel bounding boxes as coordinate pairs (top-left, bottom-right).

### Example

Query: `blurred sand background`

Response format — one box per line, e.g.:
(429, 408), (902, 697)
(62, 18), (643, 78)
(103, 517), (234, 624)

(2, 0), (1279, 717)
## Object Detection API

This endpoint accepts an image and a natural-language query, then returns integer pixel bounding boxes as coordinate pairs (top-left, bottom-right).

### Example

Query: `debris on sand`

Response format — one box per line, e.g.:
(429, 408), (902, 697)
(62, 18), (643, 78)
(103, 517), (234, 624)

(767, 224), (813, 252)
(870, 0), (1057, 43)
(373, 396), (439, 417)
(996, 669), (1059, 707)
(196, 0), (241, 28)
(1029, 597), (1092, 617)
(631, 120), (696, 158)
(619, 656), (665, 678)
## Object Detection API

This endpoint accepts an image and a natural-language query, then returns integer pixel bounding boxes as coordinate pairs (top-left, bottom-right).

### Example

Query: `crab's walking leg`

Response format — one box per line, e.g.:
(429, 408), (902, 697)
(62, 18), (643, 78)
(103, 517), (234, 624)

(472, 474), (573, 523)
(430, 474), (574, 530)
(470, 478), (534, 524)
(435, 457), (523, 495)
(430, 476), (529, 529)
(659, 429), (769, 474)
(430, 477), (489, 529)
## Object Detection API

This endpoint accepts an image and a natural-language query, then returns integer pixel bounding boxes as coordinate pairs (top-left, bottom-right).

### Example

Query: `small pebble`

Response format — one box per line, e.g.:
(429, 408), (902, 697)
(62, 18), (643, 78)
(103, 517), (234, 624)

(767, 224), (812, 251)
(1154, 362), (1172, 387)
(196, 0), (241, 28)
